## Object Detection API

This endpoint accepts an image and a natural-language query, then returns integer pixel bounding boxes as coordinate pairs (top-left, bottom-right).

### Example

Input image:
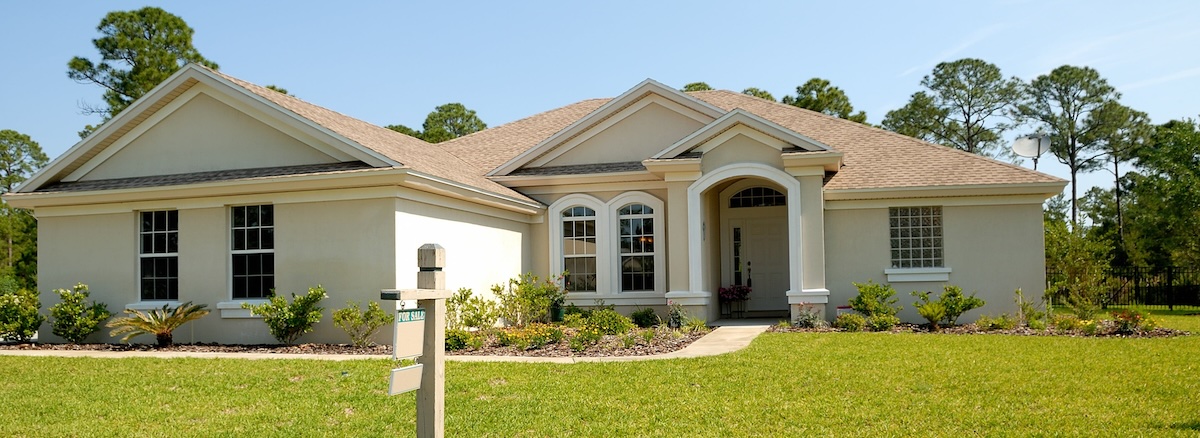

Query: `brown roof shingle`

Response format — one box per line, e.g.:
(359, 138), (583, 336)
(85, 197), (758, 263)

(438, 98), (609, 173)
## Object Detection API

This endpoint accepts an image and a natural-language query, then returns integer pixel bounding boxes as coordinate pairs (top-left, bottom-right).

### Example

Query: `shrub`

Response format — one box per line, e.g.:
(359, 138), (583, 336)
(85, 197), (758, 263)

(49, 283), (111, 344)
(1051, 313), (1082, 331)
(1068, 295), (1101, 321)
(587, 309), (635, 335)
(0, 280), (43, 342)
(792, 304), (826, 328)
(570, 326), (602, 351)
(681, 317), (709, 334)
(1111, 308), (1157, 334)
(447, 288), (498, 331)
(939, 285), (985, 325)
(621, 332), (639, 348)
(1014, 289), (1046, 327)
(631, 308), (658, 328)
(106, 301), (209, 347)
(666, 300), (685, 329)
(497, 323), (563, 350)
(866, 314), (900, 332)
(564, 303), (590, 318)
(640, 328), (656, 344)
(976, 313), (1017, 331)
(562, 313), (586, 328)
(834, 313), (865, 332)
(492, 273), (564, 326)
(911, 291), (947, 330)
(1080, 319), (1100, 336)
(850, 281), (900, 317)
(333, 300), (394, 347)
(243, 286), (327, 345)
(445, 328), (470, 351)
(1028, 318), (1047, 331)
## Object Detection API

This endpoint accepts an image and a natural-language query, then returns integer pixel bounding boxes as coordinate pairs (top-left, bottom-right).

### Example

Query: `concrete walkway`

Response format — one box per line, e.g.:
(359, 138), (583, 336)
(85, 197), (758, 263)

(0, 322), (773, 363)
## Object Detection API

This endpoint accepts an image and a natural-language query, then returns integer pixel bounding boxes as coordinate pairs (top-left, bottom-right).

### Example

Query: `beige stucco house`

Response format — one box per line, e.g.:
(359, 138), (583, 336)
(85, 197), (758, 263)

(6, 65), (1065, 344)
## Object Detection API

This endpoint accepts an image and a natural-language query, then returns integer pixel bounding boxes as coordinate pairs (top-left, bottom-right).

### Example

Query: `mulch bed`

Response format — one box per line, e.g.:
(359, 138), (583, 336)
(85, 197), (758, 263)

(449, 330), (707, 358)
(770, 322), (1191, 338)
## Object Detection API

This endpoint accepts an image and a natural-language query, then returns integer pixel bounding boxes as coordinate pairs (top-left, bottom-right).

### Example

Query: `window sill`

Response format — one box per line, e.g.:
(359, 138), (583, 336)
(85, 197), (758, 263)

(125, 301), (181, 311)
(884, 267), (951, 282)
(216, 300), (270, 319)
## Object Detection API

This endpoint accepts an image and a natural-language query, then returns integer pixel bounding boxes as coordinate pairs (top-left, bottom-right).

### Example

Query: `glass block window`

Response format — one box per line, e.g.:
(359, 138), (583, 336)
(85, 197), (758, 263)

(618, 203), (654, 291)
(562, 206), (597, 292)
(139, 210), (178, 300)
(231, 205), (275, 299)
(889, 206), (943, 268)
(729, 186), (785, 208)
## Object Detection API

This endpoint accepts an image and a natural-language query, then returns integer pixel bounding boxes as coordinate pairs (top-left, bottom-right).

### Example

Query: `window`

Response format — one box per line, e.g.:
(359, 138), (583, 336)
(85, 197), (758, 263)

(729, 186), (785, 208)
(562, 206), (597, 292)
(889, 206), (943, 268)
(139, 210), (178, 300)
(617, 203), (654, 291)
(231, 205), (274, 299)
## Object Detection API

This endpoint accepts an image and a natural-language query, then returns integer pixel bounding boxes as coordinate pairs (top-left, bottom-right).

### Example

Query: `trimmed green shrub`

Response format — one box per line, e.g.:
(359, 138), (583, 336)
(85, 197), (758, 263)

(631, 308), (658, 328)
(0, 279), (43, 342)
(834, 313), (865, 332)
(562, 313), (586, 329)
(911, 291), (947, 330)
(587, 309), (635, 335)
(866, 314), (900, 332)
(492, 273), (564, 326)
(106, 301), (209, 347)
(333, 300), (394, 347)
(939, 285), (985, 325)
(49, 283), (110, 344)
(850, 281), (900, 317)
(445, 328), (470, 351)
(243, 286), (327, 345)
(447, 288), (498, 331)
(1051, 313), (1082, 331)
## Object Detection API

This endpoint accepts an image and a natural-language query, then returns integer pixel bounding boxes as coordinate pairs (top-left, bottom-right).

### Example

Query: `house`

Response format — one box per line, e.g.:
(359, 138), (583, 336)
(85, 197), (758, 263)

(6, 65), (1065, 344)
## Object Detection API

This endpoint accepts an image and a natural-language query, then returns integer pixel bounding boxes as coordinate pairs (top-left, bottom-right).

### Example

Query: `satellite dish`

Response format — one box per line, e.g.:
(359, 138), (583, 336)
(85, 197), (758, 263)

(1011, 134), (1051, 170)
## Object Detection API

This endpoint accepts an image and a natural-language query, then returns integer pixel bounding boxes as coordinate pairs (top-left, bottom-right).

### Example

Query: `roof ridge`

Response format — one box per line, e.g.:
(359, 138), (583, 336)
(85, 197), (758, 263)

(694, 89), (1065, 183)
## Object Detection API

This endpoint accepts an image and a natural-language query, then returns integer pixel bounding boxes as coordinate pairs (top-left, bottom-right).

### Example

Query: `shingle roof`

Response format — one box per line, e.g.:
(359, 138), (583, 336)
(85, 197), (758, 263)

(438, 98), (609, 173)
(508, 161), (646, 177)
(689, 90), (1064, 190)
(204, 67), (535, 203)
(37, 162), (376, 193)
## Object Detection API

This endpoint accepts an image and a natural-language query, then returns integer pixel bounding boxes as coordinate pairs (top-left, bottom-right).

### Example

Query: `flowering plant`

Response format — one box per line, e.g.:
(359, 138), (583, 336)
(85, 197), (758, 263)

(718, 285), (751, 302)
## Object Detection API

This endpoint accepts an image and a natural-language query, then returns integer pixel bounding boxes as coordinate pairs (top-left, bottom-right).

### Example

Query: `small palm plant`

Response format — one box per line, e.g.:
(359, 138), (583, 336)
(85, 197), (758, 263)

(107, 301), (210, 347)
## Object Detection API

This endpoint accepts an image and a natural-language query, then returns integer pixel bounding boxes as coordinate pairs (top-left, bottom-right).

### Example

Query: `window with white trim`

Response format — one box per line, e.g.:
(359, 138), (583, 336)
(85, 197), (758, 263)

(889, 206), (943, 268)
(231, 205), (275, 299)
(729, 186), (786, 208)
(562, 206), (597, 292)
(617, 203), (655, 291)
(139, 210), (178, 300)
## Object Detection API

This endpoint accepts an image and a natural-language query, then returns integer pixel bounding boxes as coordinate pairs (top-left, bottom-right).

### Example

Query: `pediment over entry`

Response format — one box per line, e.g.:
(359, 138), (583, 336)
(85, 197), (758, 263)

(652, 109), (832, 159)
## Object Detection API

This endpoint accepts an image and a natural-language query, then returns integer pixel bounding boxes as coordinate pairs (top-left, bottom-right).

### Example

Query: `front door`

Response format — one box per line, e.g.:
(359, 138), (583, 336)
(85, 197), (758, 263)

(727, 214), (789, 313)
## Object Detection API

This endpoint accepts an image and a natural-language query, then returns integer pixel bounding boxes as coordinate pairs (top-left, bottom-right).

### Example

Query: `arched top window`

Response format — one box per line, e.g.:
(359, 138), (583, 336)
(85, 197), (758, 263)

(729, 186), (786, 208)
(618, 203), (653, 215)
(563, 206), (596, 217)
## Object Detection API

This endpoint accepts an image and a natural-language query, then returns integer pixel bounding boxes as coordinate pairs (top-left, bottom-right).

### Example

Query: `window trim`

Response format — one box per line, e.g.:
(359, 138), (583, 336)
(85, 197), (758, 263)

(549, 194), (609, 294)
(137, 210), (179, 301)
(547, 192), (666, 302)
(229, 204), (275, 300)
(886, 206), (950, 282)
(609, 192), (665, 294)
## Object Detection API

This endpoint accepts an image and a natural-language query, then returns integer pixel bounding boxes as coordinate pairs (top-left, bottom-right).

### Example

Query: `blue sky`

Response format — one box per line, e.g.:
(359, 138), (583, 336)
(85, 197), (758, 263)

(2, 1), (1198, 194)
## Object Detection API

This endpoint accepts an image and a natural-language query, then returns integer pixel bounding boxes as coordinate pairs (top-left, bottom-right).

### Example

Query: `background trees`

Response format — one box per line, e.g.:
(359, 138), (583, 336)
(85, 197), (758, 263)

(387, 103), (487, 143)
(781, 78), (868, 123)
(67, 6), (218, 136)
(0, 130), (49, 289)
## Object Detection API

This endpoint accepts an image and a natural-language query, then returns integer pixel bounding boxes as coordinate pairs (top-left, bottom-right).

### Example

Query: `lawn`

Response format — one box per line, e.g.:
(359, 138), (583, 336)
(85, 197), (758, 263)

(2, 315), (1199, 437)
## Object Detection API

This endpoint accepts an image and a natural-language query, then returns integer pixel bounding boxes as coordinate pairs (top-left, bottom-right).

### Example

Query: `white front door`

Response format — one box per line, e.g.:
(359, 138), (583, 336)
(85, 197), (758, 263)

(727, 212), (789, 312)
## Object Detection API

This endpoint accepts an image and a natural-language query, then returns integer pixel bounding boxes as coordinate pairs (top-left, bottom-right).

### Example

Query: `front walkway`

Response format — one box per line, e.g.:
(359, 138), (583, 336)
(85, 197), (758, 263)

(0, 320), (774, 362)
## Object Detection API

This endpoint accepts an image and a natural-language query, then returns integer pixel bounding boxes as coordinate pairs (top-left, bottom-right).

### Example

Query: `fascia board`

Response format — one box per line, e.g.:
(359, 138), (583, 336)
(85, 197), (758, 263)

(822, 181), (1069, 201)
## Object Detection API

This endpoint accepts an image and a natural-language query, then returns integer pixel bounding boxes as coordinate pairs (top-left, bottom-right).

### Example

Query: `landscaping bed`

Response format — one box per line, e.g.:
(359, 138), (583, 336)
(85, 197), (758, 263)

(770, 321), (1191, 338)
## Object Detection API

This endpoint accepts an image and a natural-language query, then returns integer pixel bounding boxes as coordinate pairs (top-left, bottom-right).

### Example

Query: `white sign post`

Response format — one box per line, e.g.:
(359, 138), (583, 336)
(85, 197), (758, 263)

(381, 244), (451, 438)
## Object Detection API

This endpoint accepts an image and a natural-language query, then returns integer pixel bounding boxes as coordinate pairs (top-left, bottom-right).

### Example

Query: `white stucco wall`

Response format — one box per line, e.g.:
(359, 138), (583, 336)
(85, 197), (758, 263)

(824, 202), (1046, 323)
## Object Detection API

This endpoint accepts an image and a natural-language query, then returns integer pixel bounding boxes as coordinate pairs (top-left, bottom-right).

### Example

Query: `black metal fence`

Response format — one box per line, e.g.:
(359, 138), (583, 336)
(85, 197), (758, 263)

(1047, 266), (1200, 311)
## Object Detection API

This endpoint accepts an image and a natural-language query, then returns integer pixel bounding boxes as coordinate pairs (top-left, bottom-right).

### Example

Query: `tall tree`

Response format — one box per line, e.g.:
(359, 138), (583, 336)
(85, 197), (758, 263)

(741, 87), (775, 101)
(882, 58), (1022, 158)
(781, 78), (867, 123)
(0, 130), (49, 287)
(1087, 101), (1152, 240)
(1122, 119), (1200, 268)
(67, 7), (217, 123)
(681, 82), (713, 92)
(419, 103), (487, 143)
(1018, 65), (1120, 224)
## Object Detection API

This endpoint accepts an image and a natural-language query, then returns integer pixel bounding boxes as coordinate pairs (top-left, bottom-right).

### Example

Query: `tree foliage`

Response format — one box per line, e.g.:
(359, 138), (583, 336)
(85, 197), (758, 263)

(782, 78), (867, 123)
(0, 130), (48, 288)
(1120, 119), (1200, 268)
(741, 87), (775, 101)
(882, 58), (1022, 158)
(67, 6), (217, 121)
(1018, 65), (1120, 224)
(681, 82), (713, 92)
(389, 103), (487, 143)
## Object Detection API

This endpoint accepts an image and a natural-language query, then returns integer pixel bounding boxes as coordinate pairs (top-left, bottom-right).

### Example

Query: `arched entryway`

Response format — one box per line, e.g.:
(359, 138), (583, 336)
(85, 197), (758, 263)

(720, 181), (789, 315)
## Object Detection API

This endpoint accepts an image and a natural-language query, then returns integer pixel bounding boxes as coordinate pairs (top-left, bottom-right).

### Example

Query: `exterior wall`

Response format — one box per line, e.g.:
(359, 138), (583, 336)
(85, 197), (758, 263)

(37, 213), (137, 343)
(82, 92), (339, 180)
(394, 196), (530, 310)
(700, 134), (784, 174)
(824, 202), (1046, 323)
(543, 102), (704, 167)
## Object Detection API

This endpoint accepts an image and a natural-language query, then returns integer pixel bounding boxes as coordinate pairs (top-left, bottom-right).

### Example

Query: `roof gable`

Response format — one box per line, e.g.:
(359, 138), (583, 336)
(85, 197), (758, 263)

(487, 79), (726, 176)
(652, 109), (831, 159)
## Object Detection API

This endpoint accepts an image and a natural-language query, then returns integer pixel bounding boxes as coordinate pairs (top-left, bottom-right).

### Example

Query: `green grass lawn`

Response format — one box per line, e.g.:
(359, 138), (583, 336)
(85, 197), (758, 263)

(3, 316), (1199, 437)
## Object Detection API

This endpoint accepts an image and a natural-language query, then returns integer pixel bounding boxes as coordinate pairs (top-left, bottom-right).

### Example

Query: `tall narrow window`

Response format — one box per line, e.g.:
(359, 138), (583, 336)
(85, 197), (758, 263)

(617, 203), (654, 291)
(889, 206), (943, 268)
(231, 205), (275, 299)
(562, 206), (597, 292)
(139, 210), (178, 300)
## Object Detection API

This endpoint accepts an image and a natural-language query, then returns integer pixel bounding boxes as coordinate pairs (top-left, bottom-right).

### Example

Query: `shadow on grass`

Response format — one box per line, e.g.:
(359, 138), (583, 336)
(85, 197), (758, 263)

(1167, 420), (1200, 431)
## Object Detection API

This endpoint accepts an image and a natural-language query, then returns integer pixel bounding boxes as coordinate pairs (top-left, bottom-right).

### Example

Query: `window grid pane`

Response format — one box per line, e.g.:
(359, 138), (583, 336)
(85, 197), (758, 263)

(729, 187), (786, 208)
(562, 206), (597, 292)
(889, 206), (943, 269)
(618, 203), (654, 291)
(232, 205), (275, 299)
(139, 211), (178, 300)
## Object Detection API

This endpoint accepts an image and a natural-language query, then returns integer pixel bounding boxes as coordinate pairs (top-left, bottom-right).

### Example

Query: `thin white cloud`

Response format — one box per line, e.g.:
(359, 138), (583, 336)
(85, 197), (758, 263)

(900, 23), (1008, 77)
(1121, 66), (1200, 91)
